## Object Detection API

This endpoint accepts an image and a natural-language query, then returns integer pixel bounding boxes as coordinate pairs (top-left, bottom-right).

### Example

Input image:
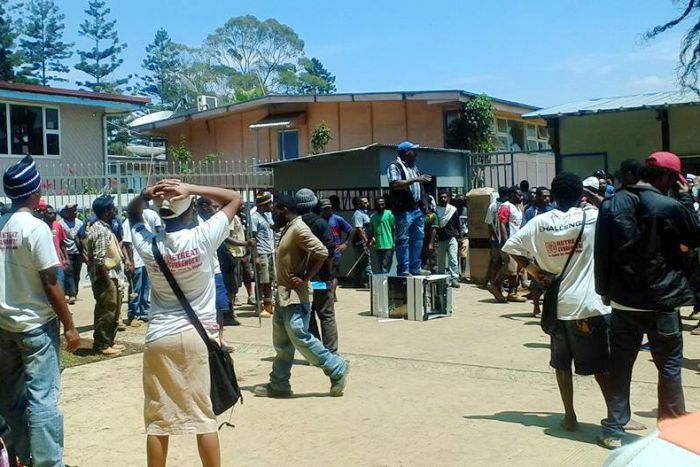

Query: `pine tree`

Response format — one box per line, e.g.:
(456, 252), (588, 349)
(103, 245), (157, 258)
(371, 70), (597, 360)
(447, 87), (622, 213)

(296, 58), (336, 94)
(74, 0), (129, 93)
(139, 28), (180, 108)
(0, 0), (18, 81)
(18, 0), (73, 85)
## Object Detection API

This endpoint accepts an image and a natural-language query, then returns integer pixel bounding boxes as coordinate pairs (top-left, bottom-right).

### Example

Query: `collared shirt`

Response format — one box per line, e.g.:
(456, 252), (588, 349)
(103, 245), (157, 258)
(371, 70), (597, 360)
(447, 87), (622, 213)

(87, 219), (122, 280)
(523, 204), (554, 225)
(276, 216), (328, 307)
(251, 210), (274, 255)
(387, 159), (421, 202)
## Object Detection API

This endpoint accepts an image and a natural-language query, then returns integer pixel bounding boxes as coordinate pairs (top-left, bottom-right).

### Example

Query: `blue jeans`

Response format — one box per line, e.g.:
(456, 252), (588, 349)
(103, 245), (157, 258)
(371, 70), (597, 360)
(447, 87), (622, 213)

(395, 208), (425, 275)
(55, 268), (65, 295)
(214, 273), (230, 312)
(128, 266), (151, 320)
(601, 309), (685, 438)
(269, 303), (347, 392)
(0, 320), (64, 467)
(437, 238), (459, 283)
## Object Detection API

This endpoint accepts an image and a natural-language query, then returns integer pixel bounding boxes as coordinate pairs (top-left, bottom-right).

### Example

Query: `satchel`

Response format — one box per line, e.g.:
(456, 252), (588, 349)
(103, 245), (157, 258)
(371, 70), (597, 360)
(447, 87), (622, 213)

(541, 210), (587, 335)
(150, 237), (242, 418)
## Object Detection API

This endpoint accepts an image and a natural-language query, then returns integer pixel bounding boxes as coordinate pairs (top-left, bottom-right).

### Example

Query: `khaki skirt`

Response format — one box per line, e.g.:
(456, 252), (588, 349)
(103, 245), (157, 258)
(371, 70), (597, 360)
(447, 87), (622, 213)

(143, 329), (217, 435)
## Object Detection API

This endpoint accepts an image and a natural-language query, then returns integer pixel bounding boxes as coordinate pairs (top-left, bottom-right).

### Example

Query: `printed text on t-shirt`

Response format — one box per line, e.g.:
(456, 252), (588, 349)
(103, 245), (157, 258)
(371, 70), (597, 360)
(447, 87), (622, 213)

(165, 248), (202, 271)
(545, 238), (583, 257)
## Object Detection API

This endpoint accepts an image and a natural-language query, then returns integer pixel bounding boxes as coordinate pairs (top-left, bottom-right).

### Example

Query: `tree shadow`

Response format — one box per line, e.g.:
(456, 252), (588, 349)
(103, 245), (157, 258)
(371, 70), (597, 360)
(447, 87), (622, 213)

(523, 342), (550, 349)
(463, 411), (640, 446)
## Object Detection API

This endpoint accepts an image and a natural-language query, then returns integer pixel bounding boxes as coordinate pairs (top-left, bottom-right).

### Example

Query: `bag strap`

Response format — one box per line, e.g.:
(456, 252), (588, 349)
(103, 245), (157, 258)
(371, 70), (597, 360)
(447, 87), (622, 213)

(149, 236), (213, 349)
(559, 209), (587, 279)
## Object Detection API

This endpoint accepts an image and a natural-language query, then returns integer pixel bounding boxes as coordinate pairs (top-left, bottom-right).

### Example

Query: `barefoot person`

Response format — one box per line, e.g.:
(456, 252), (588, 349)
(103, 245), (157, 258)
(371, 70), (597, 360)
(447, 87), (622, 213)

(0, 156), (80, 467)
(131, 180), (242, 467)
(502, 172), (613, 433)
(254, 194), (349, 397)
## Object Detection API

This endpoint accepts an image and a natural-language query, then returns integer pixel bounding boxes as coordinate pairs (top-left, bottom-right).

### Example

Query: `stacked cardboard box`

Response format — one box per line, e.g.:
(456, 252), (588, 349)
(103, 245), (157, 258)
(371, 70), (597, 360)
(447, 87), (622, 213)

(467, 187), (496, 285)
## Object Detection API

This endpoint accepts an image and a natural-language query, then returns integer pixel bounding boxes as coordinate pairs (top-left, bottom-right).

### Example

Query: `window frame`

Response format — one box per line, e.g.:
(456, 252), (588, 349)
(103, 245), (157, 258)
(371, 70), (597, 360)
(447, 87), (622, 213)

(0, 101), (61, 159)
(277, 128), (300, 161)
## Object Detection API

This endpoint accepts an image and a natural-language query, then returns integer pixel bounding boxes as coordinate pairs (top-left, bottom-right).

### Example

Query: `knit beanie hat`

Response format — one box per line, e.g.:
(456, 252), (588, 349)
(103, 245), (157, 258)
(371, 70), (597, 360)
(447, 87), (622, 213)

(3, 155), (41, 201)
(294, 188), (318, 210)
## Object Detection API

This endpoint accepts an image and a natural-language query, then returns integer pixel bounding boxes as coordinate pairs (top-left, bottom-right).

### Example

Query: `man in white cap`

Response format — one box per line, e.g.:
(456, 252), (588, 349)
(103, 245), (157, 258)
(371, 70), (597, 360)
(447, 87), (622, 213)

(0, 155), (80, 466)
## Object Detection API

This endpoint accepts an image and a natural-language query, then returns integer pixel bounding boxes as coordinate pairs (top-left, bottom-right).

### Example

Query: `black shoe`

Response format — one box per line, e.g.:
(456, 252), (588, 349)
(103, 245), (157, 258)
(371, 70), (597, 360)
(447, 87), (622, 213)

(224, 316), (242, 326)
(254, 384), (293, 398)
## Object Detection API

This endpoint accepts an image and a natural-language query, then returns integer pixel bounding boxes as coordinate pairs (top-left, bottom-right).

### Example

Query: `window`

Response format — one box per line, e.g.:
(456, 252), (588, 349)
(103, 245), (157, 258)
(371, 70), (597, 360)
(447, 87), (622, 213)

(278, 129), (299, 160)
(0, 103), (60, 157)
(526, 123), (551, 151)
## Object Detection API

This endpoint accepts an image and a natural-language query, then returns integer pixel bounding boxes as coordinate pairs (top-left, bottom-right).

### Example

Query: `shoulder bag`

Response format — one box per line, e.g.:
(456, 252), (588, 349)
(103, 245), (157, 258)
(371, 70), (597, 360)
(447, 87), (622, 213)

(150, 237), (241, 418)
(541, 210), (587, 335)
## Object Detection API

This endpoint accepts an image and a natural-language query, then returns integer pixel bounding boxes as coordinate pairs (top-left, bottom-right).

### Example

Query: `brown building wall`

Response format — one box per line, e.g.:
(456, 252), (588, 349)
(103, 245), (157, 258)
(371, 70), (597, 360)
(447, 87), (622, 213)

(156, 100), (539, 163)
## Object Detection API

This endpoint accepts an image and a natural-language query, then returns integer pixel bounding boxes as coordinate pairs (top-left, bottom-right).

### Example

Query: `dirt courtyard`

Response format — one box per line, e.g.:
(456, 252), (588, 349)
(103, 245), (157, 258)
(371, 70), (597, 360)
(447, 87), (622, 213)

(60, 283), (700, 466)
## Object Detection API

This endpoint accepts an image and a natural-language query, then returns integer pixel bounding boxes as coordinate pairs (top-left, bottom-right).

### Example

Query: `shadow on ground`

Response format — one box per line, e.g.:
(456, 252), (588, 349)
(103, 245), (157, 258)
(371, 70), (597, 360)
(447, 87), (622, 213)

(523, 343), (550, 349)
(464, 411), (617, 446)
(682, 357), (700, 373)
(500, 312), (536, 320)
(240, 385), (330, 399)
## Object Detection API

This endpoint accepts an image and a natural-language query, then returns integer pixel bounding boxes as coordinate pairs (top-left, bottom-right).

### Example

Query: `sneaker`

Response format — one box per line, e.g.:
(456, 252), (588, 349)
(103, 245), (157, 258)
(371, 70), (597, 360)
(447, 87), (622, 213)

(597, 435), (622, 450)
(111, 344), (126, 351)
(253, 384), (293, 398)
(486, 283), (508, 303)
(507, 293), (527, 303)
(68, 297), (76, 305)
(330, 363), (350, 397)
(97, 347), (122, 356)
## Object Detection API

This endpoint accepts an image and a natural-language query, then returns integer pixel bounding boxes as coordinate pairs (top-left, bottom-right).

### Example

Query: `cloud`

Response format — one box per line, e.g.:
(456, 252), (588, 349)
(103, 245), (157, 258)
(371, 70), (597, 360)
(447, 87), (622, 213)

(546, 54), (616, 76)
(629, 74), (678, 92)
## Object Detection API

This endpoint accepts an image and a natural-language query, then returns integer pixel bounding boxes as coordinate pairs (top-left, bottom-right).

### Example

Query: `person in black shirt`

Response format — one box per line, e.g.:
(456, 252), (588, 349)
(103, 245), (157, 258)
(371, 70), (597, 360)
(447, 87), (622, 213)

(296, 188), (340, 354)
(434, 190), (461, 288)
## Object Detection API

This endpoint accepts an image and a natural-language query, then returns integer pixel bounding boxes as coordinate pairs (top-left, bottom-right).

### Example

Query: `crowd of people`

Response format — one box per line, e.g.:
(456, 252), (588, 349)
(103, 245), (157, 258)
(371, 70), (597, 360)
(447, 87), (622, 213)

(491, 151), (700, 449)
(3, 142), (700, 465)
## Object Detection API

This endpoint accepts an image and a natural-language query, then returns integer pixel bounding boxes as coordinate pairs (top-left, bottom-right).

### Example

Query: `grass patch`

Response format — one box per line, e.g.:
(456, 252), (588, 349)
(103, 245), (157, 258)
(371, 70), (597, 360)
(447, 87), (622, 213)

(60, 338), (144, 370)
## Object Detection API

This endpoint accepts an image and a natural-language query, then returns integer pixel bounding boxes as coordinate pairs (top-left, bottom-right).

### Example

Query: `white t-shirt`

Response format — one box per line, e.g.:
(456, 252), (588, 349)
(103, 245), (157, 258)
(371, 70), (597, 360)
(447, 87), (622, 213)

(0, 211), (60, 332)
(502, 207), (610, 320)
(132, 211), (230, 343)
(123, 209), (162, 269)
(498, 201), (523, 239)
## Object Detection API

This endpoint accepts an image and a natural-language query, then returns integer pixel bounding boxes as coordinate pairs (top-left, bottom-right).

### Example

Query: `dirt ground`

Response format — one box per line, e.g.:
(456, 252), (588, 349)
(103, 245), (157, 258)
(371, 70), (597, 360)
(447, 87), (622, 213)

(60, 283), (700, 466)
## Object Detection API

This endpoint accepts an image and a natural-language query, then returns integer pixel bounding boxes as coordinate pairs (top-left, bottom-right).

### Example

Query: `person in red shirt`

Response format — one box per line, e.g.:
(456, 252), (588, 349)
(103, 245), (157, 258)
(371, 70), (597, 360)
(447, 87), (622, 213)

(41, 205), (69, 292)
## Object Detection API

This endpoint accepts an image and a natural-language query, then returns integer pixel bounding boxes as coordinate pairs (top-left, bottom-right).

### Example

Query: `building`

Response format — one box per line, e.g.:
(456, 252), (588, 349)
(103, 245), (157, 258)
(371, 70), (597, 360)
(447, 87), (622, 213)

(0, 81), (149, 173)
(132, 90), (550, 163)
(523, 90), (700, 176)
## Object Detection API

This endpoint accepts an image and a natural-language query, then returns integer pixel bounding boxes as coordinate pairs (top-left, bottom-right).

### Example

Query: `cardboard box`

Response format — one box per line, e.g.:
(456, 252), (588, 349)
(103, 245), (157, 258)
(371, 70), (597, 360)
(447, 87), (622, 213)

(469, 247), (491, 285)
(467, 187), (495, 240)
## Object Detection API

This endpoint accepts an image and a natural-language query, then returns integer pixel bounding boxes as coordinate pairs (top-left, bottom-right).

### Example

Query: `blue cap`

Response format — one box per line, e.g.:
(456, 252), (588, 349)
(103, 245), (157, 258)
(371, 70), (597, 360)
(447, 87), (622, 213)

(398, 141), (420, 154)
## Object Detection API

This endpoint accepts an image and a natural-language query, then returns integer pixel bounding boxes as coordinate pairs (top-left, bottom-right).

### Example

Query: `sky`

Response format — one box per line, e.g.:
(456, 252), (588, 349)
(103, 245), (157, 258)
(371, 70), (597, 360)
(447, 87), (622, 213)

(52, 0), (691, 108)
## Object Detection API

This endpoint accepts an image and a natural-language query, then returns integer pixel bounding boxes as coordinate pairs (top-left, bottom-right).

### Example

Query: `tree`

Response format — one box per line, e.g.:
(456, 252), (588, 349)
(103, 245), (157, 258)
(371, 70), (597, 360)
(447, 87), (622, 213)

(311, 121), (332, 154)
(296, 58), (336, 94)
(18, 0), (73, 85)
(75, 0), (129, 93)
(277, 57), (336, 94)
(204, 15), (305, 93)
(170, 43), (236, 108)
(647, 2), (700, 93)
(446, 95), (495, 152)
(0, 0), (20, 81)
(140, 28), (180, 108)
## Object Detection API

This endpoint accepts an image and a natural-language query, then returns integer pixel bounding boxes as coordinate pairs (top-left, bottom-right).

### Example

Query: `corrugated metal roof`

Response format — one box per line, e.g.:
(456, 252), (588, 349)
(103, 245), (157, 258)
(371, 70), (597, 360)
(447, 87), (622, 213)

(523, 90), (700, 119)
(257, 143), (470, 168)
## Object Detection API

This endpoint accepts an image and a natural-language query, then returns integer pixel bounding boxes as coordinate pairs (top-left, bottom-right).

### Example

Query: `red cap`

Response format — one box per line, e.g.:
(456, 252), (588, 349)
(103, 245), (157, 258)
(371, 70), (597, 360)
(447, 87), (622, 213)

(647, 151), (686, 184)
(37, 198), (48, 210)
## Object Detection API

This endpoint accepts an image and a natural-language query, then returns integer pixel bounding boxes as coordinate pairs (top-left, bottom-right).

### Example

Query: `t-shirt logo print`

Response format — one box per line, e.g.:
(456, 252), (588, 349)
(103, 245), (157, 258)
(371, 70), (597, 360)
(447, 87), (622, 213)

(165, 247), (202, 272)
